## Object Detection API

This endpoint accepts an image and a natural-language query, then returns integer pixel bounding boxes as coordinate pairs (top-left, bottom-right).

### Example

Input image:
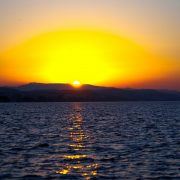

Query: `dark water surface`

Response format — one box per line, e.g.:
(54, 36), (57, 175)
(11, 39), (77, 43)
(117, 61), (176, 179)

(0, 102), (179, 179)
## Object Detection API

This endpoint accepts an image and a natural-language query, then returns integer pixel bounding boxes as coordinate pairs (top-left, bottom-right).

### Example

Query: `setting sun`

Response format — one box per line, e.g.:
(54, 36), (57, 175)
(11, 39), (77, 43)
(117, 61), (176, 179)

(72, 80), (81, 88)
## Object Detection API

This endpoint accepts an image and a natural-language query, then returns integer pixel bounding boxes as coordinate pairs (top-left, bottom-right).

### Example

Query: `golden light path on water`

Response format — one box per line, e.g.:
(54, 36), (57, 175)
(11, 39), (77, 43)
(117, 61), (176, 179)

(56, 103), (98, 179)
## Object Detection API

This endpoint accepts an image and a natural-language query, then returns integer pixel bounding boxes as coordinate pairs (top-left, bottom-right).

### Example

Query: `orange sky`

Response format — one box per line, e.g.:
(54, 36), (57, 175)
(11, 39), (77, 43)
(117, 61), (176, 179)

(0, 0), (180, 90)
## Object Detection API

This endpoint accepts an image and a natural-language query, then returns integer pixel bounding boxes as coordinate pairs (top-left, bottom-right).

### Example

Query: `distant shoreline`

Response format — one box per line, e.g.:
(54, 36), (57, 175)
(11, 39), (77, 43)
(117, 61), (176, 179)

(1, 100), (180, 103)
(1, 83), (180, 102)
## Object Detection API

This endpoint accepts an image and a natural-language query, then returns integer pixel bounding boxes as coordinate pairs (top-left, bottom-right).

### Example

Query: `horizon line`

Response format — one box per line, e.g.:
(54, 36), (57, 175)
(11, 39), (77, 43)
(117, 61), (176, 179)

(0, 82), (180, 92)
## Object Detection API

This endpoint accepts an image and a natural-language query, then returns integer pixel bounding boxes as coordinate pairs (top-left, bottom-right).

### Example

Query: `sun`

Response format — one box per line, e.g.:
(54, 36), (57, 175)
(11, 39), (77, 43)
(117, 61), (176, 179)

(72, 80), (81, 88)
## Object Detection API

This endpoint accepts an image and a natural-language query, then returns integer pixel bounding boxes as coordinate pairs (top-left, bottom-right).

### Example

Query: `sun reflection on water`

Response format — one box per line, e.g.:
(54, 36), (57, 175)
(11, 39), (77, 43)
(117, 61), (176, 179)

(56, 103), (99, 179)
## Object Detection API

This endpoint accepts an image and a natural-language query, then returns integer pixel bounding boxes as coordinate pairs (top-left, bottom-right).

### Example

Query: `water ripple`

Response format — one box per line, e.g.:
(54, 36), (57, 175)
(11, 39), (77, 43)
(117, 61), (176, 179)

(0, 102), (179, 179)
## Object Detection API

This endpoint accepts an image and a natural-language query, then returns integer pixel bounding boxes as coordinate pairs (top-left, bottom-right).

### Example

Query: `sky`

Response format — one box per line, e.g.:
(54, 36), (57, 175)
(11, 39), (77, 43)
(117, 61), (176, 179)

(0, 0), (179, 89)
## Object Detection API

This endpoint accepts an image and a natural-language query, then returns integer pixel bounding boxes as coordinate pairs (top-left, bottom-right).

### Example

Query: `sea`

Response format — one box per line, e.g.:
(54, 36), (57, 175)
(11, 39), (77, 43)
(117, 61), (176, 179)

(0, 102), (179, 179)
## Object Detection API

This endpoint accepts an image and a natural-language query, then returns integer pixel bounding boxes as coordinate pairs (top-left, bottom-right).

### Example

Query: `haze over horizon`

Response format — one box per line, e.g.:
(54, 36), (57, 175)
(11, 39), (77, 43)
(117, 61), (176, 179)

(0, 0), (180, 90)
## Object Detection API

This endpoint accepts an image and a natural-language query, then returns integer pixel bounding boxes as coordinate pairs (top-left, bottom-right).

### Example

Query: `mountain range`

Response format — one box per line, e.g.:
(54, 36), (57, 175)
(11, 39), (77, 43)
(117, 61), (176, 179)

(0, 82), (180, 102)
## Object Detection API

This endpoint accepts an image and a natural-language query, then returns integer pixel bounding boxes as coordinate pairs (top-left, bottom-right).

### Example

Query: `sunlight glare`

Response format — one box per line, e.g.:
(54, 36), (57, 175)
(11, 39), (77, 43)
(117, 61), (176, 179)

(72, 80), (81, 88)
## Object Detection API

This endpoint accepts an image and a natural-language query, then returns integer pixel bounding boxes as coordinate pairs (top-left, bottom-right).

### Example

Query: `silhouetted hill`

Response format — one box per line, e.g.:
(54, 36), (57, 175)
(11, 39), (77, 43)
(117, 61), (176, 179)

(18, 82), (110, 91)
(0, 83), (180, 102)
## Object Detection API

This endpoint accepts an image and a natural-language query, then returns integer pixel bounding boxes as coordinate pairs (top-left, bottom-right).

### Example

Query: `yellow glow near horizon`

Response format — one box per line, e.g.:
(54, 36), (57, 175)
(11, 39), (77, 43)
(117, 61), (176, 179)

(0, 29), (175, 87)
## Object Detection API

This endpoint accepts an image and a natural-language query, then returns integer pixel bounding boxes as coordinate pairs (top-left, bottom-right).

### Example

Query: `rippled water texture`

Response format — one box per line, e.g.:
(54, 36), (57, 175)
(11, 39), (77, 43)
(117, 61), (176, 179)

(0, 102), (180, 179)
